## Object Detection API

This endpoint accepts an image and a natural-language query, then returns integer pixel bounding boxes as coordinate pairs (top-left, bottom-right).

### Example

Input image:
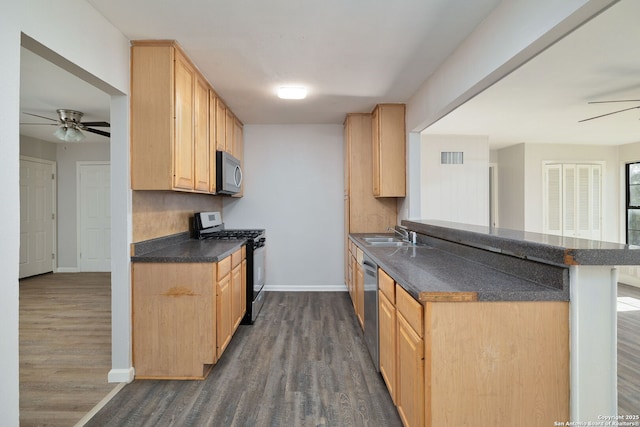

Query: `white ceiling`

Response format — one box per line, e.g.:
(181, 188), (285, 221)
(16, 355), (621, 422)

(19, 0), (639, 149)
(423, 0), (640, 149)
(20, 0), (501, 143)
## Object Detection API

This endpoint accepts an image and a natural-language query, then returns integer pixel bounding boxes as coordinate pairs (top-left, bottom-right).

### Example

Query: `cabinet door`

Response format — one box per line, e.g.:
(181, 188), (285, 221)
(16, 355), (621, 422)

(355, 263), (364, 329)
(216, 273), (232, 359)
(372, 104), (406, 197)
(132, 262), (215, 378)
(173, 51), (195, 190)
(225, 109), (235, 156)
(231, 263), (243, 331)
(208, 90), (217, 193)
(379, 291), (397, 404)
(194, 75), (209, 192)
(397, 313), (424, 427)
(215, 98), (226, 152)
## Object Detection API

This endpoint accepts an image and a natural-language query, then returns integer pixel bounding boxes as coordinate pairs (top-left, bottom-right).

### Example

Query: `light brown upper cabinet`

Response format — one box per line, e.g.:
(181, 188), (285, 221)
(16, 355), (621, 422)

(372, 103), (406, 197)
(131, 40), (243, 196)
(131, 41), (197, 191)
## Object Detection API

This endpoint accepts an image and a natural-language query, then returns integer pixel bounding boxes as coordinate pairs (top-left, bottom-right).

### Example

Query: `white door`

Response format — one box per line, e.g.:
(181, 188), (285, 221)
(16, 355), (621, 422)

(78, 162), (111, 272)
(19, 157), (56, 278)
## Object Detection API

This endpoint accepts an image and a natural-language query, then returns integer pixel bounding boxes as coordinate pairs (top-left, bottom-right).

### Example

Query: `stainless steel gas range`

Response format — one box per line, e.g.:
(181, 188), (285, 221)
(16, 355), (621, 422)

(194, 212), (266, 324)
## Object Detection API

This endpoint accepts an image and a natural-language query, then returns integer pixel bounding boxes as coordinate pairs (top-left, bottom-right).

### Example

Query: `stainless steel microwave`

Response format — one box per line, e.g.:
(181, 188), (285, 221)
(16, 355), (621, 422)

(216, 151), (242, 195)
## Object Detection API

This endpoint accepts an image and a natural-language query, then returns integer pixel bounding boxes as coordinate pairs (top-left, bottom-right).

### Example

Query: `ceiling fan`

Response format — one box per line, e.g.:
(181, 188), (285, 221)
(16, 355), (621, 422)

(21, 109), (110, 142)
(579, 99), (640, 123)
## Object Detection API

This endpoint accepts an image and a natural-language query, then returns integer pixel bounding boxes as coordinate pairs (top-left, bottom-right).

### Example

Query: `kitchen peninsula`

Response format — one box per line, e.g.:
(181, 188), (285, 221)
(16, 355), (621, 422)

(349, 220), (639, 426)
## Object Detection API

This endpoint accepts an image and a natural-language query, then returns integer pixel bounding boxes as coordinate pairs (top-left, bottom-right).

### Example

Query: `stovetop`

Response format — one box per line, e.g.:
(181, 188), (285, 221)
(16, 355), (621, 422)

(199, 229), (265, 240)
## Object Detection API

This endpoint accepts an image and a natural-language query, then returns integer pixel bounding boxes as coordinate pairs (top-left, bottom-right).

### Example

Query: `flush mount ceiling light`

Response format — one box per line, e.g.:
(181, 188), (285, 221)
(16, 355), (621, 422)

(277, 86), (307, 100)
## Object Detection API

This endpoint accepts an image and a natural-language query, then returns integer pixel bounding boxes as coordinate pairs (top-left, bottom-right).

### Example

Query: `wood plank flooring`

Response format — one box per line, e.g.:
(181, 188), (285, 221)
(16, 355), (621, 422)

(22, 283), (636, 425)
(86, 292), (402, 427)
(19, 272), (117, 427)
(617, 283), (640, 416)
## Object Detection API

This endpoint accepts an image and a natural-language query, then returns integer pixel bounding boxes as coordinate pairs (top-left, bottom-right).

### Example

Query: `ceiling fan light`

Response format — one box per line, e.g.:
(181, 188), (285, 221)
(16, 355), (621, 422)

(277, 86), (307, 100)
(64, 127), (85, 142)
(54, 126), (67, 141)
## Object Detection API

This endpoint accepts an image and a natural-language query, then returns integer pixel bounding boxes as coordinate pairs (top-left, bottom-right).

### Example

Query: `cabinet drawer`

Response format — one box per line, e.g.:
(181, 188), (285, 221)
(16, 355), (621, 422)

(217, 255), (231, 280)
(378, 268), (395, 303)
(395, 284), (423, 337)
(356, 247), (363, 264)
(231, 247), (243, 268)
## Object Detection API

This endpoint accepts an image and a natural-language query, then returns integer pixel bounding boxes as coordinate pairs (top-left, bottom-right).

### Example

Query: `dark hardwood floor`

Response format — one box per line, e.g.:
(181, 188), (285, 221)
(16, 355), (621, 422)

(13, 259), (638, 426)
(86, 292), (402, 427)
(617, 283), (640, 416)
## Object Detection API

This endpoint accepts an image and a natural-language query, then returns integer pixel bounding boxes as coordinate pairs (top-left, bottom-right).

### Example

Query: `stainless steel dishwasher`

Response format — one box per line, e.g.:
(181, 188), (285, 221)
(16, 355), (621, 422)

(362, 253), (379, 371)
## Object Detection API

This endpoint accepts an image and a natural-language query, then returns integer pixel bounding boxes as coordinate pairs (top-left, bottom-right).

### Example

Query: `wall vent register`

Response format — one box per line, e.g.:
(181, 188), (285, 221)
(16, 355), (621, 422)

(441, 151), (464, 164)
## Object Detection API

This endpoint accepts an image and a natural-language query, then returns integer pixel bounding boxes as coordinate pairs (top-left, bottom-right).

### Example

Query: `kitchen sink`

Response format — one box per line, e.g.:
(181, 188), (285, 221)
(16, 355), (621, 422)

(362, 237), (397, 243)
(367, 241), (413, 247)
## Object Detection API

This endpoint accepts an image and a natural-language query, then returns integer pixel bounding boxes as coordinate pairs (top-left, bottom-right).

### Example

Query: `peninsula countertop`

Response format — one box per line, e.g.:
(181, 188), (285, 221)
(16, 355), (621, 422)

(350, 233), (568, 302)
(403, 219), (640, 266)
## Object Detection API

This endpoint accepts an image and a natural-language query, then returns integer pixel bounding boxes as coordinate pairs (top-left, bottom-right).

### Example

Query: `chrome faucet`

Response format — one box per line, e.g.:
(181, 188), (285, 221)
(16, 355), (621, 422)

(388, 226), (409, 242)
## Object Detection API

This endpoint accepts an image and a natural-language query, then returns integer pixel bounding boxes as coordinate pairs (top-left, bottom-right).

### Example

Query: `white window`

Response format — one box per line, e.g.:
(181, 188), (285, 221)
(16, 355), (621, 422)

(543, 163), (602, 240)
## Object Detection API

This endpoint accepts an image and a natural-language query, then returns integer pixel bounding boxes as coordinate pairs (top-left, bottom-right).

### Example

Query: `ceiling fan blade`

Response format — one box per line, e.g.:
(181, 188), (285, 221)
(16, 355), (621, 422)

(84, 127), (111, 138)
(81, 121), (110, 127)
(579, 105), (640, 122)
(19, 122), (57, 126)
(22, 112), (59, 122)
(588, 99), (640, 104)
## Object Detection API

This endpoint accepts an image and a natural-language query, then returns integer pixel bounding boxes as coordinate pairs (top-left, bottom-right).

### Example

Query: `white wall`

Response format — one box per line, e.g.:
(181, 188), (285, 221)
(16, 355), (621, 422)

(405, 0), (616, 222)
(223, 124), (345, 291)
(1, 2), (130, 423)
(497, 144), (526, 230)
(20, 135), (56, 161)
(420, 134), (489, 226)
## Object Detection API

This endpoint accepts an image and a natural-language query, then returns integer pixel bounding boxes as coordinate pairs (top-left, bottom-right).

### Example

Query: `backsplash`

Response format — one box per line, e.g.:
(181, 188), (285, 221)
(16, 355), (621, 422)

(132, 191), (223, 242)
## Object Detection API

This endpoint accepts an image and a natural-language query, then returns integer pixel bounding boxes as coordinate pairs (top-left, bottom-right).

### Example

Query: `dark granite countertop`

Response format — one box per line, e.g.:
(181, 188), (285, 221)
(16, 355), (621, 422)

(403, 220), (640, 266)
(131, 232), (245, 263)
(350, 233), (568, 302)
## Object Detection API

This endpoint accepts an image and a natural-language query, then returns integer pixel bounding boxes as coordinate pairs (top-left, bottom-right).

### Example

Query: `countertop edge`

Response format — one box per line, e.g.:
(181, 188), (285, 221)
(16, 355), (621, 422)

(131, 239), (246, 263)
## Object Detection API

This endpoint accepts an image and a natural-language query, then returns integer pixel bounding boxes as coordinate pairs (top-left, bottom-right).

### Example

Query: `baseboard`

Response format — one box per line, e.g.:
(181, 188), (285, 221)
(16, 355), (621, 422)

(74, 382), (127, 427)
(108, 367), (135, 383)
(264, 284), (348, 292)
(56, 267), (79, 273)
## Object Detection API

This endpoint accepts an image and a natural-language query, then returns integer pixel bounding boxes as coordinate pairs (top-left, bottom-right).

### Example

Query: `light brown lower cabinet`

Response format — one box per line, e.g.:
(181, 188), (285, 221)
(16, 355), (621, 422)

(132, 248), (246, 380)
(377, 267), (569, 427)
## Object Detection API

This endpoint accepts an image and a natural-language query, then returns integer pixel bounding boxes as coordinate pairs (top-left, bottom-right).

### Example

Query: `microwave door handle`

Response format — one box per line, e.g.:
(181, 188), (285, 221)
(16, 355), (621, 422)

(234, 165), (243, 187)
